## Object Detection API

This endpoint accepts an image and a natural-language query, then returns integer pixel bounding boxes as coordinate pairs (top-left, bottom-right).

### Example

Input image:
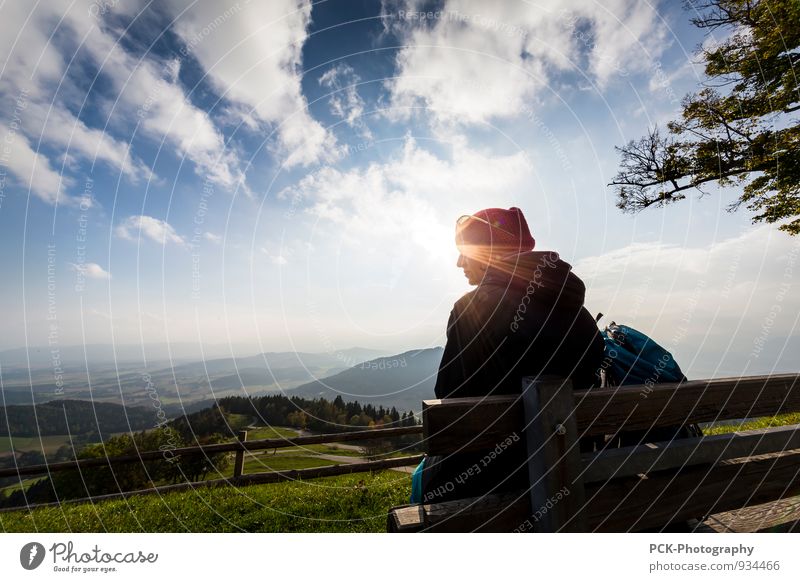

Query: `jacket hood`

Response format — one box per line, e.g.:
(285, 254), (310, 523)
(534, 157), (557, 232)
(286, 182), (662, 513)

(480, 250), (586, 307)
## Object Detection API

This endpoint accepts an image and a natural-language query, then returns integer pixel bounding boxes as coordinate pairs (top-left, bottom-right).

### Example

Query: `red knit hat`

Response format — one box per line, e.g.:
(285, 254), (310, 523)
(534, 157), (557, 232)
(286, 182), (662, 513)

(455, 207), (535, 256)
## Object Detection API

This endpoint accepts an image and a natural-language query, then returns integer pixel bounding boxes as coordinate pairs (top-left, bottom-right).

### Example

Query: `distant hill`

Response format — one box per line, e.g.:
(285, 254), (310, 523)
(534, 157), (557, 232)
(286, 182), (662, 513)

(167, 347), (388, 380)
(0, 344), (388, 372)
(0, 346), (393, 408)
(287, 348), (443, 412)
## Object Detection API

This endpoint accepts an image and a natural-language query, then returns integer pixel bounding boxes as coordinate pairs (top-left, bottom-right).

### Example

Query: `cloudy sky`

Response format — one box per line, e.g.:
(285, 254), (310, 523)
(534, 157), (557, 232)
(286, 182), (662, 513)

(0, 0), (797, 377)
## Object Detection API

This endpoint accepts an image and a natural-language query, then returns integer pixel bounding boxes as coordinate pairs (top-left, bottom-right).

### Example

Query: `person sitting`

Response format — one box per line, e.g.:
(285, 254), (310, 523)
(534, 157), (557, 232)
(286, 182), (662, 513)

(419, 207), (605, 503)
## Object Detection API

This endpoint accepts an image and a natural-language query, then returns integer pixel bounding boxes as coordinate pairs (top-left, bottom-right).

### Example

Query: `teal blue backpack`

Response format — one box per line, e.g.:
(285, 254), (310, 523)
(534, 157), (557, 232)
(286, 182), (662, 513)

(410, 459), (424, 503)
(598, 318), (702, 443)
(599, 321), (686, 387)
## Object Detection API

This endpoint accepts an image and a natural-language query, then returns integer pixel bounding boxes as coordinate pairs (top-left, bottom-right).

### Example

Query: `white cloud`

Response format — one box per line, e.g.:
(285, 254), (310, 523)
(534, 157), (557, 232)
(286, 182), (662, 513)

(25, 103), (151, 183)
(116, 215), (186, 246)
(167, 0), (338, 168)
(384, 0), (668, 125)
(319, 64), (371, 138)
(260, 247), (288, 265)
(204, 232), (222, 244)
(90, 308), (112, 320)
(0, 3), (64, 99)
(574, 224), (800, 376)
(280, 136), (533, 258)
(69, 262), (111, 280)
(0, 122), (73, 205)
(78, 44), (246, 191)
(0, 2), (248, 194)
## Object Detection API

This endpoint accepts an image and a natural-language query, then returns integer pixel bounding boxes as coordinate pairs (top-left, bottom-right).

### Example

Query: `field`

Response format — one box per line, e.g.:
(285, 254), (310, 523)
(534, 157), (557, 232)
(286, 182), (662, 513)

(245, 425), (299, 439)
(0, 471), (411, 533)
(0, 431), (135, 458)
(0, 435), (73, 456)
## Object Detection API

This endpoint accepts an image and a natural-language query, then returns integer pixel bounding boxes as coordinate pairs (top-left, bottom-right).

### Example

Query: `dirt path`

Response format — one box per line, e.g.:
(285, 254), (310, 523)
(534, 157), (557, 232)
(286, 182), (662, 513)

(295, 428), (364, 452)
(309, 452), (415, 474)
(248, 427), (411, 472)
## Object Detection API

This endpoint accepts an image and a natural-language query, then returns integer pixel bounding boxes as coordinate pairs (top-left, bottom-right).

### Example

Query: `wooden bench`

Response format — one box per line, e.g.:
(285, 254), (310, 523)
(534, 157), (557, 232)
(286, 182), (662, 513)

(387, 373), (800, 532)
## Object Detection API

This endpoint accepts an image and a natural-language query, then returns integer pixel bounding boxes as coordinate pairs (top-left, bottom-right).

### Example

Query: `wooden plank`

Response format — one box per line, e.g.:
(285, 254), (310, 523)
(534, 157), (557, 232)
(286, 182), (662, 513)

(523, 376), (586, 532)
(423, 374), (800, 455)
(581, 448), (800, 532)
(582, 424), (800, 483)
(577, 374), (800, 436)
(0, 425), (423, 479)
(422, 394), (524, 456)
(420, 493), (528, 533)
(387, 505), (425, 532)
(702, 495), (800, 533)
(233, 430), (247, 478)
(0, 454), (425, 512)
(386, 448), (800, 532)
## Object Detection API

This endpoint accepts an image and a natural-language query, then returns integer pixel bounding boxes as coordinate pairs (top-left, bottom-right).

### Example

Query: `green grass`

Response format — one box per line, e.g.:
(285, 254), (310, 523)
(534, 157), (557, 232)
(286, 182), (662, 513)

(244, 425), (299, 440)
(225, 413), (252, 431)
(702, 412), (800, 436)
(0, 471), (412, 532)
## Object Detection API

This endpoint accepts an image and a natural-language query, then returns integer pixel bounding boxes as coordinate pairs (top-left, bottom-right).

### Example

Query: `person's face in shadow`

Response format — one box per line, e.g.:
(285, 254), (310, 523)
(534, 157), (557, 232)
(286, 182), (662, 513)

(457, 245), (523, 286)
(457, 252), (486, 286)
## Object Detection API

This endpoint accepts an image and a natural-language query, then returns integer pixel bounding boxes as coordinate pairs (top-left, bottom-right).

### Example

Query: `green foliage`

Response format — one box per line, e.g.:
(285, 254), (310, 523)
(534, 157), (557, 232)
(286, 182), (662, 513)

(0, 471), (411, 533)
(0, 399), (153, 437)
(612, 0), (800, 234)
(0, 428), (229, 508)
(203, 394), (416, 437)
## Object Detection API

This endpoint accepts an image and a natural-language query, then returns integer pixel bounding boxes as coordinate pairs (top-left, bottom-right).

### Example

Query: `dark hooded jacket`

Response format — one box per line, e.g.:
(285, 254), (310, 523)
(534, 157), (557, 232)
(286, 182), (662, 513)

(434, 250), (604, 399)
(420, 250), (604, 503)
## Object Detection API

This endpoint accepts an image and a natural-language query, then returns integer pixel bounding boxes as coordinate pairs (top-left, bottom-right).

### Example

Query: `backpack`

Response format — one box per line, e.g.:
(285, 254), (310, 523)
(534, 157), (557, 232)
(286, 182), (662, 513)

(599, 321), (686, 388)
(596, 318), (702, 444)
(410, 458), (424, 504)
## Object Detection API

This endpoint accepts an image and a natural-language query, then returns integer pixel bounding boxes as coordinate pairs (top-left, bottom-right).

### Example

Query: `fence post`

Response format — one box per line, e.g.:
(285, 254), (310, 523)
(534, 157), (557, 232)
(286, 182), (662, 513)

(233, 430), (248, 479)
(522, 375), (586, 532)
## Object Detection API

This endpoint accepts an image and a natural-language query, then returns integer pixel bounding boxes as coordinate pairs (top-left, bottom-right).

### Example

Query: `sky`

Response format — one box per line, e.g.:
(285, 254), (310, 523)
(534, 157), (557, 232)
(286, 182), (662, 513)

(0, 0), (797, 378)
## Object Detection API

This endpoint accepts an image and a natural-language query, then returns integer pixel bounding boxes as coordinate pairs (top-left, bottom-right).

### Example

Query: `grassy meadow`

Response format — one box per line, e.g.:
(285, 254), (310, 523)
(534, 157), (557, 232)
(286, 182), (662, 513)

(0, 471), (411, 533)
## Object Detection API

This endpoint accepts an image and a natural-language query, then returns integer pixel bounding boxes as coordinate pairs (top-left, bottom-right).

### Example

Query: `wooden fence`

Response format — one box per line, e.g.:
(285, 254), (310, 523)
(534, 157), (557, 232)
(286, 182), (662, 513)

(0, 425), (424, 510)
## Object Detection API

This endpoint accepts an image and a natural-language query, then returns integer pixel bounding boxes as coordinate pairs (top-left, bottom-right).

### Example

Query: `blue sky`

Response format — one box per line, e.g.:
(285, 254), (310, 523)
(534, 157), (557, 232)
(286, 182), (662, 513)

(0, 0), (797, 377)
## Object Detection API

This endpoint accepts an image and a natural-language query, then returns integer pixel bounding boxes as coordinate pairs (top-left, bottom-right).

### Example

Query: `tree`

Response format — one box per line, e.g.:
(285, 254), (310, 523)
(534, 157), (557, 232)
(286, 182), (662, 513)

(611, 0), (800, 234)
(178, 434), (230, 483)
(16, 450), (45, 467)
(52, 444), (75, 463)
